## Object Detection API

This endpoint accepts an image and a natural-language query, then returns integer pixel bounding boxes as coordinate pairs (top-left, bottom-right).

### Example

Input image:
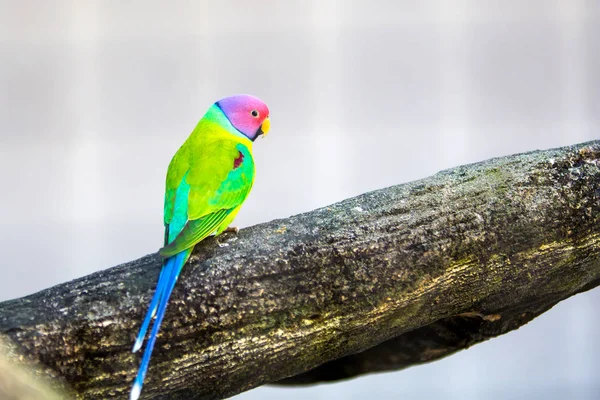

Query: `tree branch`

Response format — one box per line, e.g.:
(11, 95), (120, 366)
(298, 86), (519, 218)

(1, 141), (599, 399)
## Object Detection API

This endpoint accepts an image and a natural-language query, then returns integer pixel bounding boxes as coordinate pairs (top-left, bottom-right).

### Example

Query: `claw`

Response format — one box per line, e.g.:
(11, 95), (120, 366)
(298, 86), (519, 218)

(224, 226), (239, 234)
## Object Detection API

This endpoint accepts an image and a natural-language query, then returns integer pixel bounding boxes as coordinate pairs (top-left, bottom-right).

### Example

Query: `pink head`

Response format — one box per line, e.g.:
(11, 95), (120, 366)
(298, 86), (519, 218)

(216, 94), (271, 141)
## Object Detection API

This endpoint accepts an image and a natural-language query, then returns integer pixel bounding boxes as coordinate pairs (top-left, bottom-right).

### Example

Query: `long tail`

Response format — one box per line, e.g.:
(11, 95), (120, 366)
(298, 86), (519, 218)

(130, 249), (191, 400)
(132, 266), (167, 353)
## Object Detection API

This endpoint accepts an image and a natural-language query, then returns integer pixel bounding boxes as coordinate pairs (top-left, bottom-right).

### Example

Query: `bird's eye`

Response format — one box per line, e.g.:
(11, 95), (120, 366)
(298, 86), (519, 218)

(251, 110), (259, 118)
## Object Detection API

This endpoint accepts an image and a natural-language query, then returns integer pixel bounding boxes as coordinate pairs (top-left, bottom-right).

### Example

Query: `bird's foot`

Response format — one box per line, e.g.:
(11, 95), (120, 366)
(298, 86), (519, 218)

(224, 226), (240, 234)
(215, 226), (239, 247)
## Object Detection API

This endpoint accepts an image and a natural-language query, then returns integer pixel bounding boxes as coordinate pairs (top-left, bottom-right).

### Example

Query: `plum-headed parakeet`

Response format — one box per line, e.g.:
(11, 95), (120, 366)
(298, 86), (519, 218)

(130, 94), (271, 400)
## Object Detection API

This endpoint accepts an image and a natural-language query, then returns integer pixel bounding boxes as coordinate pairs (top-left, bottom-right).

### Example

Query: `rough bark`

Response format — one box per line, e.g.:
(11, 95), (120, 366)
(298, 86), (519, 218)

(0, 141), (598, 400)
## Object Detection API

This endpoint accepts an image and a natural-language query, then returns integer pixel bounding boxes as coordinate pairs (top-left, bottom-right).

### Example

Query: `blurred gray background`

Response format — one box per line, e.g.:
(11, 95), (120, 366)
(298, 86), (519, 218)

(0, 1), (599, 399)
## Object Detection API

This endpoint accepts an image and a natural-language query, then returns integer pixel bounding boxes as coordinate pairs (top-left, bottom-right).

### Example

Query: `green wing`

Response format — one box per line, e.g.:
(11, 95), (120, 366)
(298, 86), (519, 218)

(160, 141), (254, 258)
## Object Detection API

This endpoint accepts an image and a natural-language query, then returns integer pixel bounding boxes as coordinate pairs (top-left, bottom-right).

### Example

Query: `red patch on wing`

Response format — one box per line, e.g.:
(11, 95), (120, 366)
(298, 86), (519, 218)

(233, 151), (244, 169)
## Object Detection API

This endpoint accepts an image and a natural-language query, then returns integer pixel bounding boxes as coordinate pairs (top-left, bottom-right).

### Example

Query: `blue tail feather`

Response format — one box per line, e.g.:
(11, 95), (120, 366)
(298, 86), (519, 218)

(132, 264), (169, 353)
(130, 250), (189, 400)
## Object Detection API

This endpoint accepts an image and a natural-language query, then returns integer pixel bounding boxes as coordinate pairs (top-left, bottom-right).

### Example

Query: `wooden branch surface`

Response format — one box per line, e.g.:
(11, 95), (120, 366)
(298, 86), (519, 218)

(1, 141), (599, 399)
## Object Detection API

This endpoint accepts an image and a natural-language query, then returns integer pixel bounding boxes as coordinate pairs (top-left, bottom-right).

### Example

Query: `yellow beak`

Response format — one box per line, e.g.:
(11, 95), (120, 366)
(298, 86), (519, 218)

(261, 117), (270, 137)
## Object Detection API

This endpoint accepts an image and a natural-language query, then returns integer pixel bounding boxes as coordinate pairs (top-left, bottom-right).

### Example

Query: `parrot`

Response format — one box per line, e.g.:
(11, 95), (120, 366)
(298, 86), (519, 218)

(130, 94), (271, 400)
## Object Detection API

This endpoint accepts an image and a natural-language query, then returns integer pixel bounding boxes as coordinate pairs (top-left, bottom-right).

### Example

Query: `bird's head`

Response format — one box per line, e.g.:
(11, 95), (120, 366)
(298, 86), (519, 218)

(216, 94), (270, 141)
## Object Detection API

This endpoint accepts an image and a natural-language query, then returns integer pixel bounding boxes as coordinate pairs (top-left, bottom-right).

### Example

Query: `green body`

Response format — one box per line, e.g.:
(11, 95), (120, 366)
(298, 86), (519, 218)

(160, 104), (255, 256)
(130, 96), (268, 400)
